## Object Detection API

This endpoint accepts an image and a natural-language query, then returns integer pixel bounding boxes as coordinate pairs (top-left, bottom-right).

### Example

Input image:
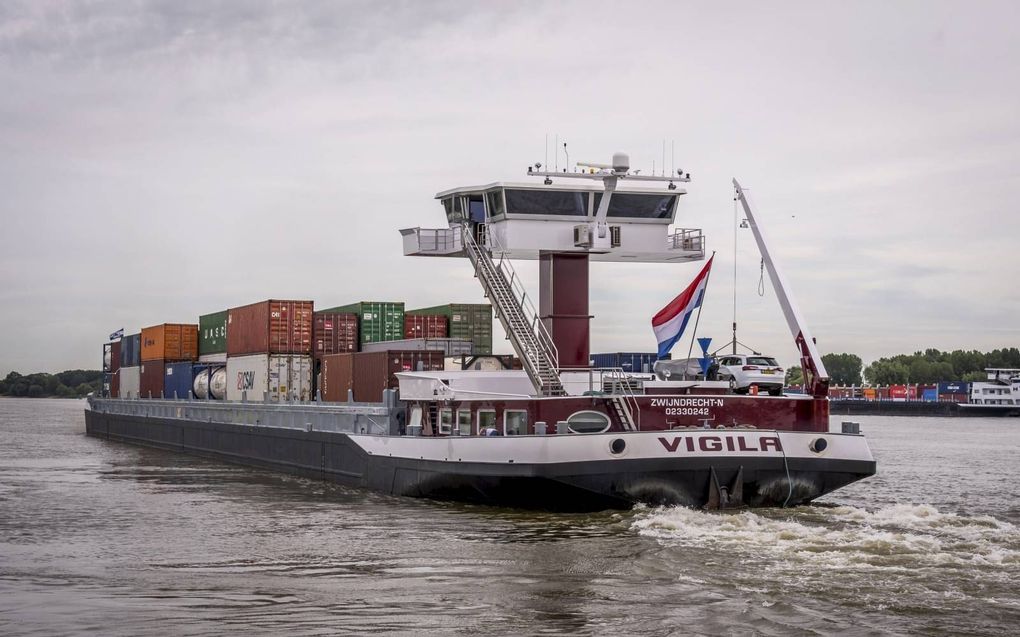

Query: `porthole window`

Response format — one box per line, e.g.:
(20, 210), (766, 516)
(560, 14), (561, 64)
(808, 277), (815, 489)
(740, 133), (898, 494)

(566, 410), (611, 434)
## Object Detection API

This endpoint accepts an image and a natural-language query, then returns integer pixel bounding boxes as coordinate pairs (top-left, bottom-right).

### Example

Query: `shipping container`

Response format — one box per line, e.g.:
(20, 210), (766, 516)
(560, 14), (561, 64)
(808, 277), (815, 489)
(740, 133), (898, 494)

(408, 303), (493, 354)
(590, 352), (665, 372)
(313, 312), (359, 357)
(227, 300), (313, 356)
(319, 353), (354, 402)
(121, 333), (141, 367)
(938, 381), (970, 394)
(350, 350), (445, 403)
(139, 359), (167, 398)
(198, 353), (227, 363)
(199, 310), (229, 356)
(164, 361), (196, 399)
(921, 388), (938, 402)
(225, 354), (313, 402)
(120, 366), (140, 399)
(404, 314), (448, 339)
(862, 387), (877, 400)
(323, 302), (405, 346)
(362, 338), (473, 356)
(102, 372), (112, 398)
(141, 324), (198, 362)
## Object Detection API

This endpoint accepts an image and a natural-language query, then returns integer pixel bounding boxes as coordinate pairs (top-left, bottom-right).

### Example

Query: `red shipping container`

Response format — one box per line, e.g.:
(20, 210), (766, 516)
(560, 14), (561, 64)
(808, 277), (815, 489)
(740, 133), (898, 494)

(889, 385), (907, 399)
(351, 350), (445, 403)
(314, 312), (359, 358)
(139, 359), (166, 399)
(227, 300), (313, 356)
(404, 314), (448, 339)
(319, 353), (355, 402)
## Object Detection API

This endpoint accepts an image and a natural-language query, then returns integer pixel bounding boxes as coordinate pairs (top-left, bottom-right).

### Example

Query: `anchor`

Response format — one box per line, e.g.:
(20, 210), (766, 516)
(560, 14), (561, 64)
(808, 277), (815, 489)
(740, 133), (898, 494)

(705, 465), (744, 510)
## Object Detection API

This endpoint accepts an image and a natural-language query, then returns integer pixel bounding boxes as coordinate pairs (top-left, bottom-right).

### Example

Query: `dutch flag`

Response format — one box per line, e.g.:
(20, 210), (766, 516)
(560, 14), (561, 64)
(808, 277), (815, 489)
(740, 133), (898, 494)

(651, 255), (714, 359)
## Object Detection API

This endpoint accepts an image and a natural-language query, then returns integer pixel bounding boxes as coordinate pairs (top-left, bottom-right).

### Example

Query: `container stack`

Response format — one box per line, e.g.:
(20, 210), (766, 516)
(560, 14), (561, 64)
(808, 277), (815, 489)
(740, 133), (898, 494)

(322, 302), (405, 346)
(319, 350), (445, 403)
(407, 304), (492, 354)
(120, 333), (141, 398)
(226, 299), (314, 402)
(139, 323), (199, 399)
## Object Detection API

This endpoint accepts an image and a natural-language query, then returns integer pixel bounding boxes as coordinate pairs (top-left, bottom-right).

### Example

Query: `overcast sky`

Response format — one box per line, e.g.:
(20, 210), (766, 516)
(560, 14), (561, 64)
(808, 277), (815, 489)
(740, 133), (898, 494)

(1, 0), (1018, 374)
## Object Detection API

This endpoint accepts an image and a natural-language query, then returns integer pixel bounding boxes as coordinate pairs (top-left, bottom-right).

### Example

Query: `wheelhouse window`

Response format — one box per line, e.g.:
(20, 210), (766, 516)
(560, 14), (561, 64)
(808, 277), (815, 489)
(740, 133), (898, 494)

(477, 409), (496, 435)
(504, 410), (528, 436)
(439, 408), (453, 435)
(504, 189), (588, 217)
(566, 410), (611, 434)
(443, 197), (465, 224)
(593, 193), (676, 219)
(485, 191), (506, 219)
(457, 410), (472, 436)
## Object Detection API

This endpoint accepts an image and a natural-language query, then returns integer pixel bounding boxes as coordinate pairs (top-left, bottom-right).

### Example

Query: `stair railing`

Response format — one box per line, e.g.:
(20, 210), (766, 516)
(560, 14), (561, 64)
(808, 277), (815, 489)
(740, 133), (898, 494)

(461, 226), (562, 395)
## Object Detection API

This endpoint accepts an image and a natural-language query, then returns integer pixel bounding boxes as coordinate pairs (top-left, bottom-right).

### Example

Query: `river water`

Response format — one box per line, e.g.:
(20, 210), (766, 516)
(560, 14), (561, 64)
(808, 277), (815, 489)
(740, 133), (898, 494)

(1, 398), (1017, 636)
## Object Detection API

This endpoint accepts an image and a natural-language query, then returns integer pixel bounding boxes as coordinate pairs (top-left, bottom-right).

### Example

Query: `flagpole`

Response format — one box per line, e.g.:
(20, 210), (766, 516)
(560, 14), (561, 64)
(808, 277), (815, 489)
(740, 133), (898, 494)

(683, 252), (716, 380)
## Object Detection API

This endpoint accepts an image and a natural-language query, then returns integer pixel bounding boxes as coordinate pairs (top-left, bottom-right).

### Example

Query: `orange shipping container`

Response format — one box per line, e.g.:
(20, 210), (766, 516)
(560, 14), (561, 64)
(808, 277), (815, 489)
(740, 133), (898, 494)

(141, 324), (198, 362)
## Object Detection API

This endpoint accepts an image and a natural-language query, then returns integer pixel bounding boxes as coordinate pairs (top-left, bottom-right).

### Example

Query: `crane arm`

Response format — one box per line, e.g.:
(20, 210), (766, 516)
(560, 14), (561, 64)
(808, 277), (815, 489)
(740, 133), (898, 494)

(733, 179), (830, 398)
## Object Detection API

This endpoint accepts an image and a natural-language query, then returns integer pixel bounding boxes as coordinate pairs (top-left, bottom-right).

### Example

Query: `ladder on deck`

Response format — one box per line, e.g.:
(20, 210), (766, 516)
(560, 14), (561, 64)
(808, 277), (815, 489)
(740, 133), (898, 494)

(462, 226), (565, 397)
(603, 369), (640, 431)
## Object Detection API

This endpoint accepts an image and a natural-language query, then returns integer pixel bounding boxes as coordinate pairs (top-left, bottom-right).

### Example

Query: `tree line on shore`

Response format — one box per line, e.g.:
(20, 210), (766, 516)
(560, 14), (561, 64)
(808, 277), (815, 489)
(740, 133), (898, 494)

(785, 348), (1020, 386)
(0, 370), (103, 398)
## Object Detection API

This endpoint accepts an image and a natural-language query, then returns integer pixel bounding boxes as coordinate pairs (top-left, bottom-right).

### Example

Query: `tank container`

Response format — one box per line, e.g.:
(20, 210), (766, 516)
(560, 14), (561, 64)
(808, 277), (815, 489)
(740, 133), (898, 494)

(227, 300), (313, 356)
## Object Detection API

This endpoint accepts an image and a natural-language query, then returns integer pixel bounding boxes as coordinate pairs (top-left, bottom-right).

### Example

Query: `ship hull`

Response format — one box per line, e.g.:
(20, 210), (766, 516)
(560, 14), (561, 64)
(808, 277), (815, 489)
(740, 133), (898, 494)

(85, 408), (874, 511)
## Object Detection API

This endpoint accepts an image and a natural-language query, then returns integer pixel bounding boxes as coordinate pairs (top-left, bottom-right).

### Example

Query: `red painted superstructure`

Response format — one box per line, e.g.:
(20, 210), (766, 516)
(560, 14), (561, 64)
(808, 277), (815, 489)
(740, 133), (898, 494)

(539, 252), (591, 369)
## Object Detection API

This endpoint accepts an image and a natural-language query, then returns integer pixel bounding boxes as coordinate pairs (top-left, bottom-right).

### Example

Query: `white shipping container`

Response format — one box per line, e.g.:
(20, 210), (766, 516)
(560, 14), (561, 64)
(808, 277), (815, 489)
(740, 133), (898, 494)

(362, 338), (473, 356)
(120, 366), (140, 399)
(226, 354), (312, 402)
(198, 353), (227, 363)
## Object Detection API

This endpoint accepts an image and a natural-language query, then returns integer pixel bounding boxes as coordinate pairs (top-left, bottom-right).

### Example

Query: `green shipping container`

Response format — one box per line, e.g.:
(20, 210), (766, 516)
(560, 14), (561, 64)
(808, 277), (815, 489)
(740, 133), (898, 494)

(322, 302), (405, 346)
(408, 303), (493, 354)
(199, 310), (229, 355)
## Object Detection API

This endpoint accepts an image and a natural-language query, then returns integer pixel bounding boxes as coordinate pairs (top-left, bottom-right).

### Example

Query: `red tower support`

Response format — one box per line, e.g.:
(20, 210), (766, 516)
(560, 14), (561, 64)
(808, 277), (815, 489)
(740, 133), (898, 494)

(539, 252), (591, 369)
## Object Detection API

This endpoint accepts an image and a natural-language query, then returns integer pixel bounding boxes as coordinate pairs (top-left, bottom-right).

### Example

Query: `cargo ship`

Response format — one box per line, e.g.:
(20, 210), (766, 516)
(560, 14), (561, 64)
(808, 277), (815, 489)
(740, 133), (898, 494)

(86, 153), (876, 511)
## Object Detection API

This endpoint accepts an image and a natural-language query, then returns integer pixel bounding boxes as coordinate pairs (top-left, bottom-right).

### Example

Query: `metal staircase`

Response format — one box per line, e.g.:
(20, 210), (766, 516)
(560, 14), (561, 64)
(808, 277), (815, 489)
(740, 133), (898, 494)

(603, 369), (640, 430)
(461, 226), (565, 397)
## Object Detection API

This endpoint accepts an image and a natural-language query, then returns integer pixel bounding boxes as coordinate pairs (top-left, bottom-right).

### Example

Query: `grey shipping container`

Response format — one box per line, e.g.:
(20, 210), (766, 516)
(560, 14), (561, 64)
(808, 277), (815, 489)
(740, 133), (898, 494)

(361, 338), (473, 356)
(121, 333), (141, 367)
(322, 302), (405, 346)
(408, 304), (492, 354)
(120, 366), (140, 398)
(199, 310), (228, 356)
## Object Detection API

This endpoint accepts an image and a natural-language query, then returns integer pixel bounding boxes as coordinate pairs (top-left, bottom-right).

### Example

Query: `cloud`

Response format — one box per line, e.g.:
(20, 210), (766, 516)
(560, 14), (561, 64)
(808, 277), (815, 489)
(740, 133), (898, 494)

(0, 1), (1018, 373)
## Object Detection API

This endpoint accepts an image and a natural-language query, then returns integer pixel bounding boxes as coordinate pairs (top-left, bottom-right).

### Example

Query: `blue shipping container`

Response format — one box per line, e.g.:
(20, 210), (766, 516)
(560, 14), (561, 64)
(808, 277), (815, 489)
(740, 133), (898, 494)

(164, 362), (215, 400)
(121, 333), (141, 367)
(590, 352), (668, 372)
(937, 381), (970, 394)
(921, 388), (938, 402)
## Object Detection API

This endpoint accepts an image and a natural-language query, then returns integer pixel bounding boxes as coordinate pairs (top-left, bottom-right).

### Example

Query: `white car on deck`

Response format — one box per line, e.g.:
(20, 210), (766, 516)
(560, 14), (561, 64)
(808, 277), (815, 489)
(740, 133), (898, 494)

(712, 354), (785, 396)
